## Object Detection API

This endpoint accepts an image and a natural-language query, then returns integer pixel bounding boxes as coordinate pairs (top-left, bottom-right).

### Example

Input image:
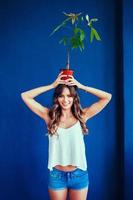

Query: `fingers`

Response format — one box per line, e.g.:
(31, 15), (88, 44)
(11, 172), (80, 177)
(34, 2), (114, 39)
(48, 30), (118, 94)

(65, 78), (74, 82)
(60, 74), (67, 78)
(56, 75), (67, 83)
(58, 79), (74, 85)
(58, 71), (63, 77)
(56, 73), (76, 86)
(64, 79), (76, 86)
(58, 73), (73, 79)
(67, 75), (73, 78)
(58, 74), (67, 79)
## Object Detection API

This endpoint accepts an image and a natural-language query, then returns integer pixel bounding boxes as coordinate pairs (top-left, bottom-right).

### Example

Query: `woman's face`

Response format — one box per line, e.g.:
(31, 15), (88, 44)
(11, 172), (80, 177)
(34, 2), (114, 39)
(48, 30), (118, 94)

(57, 87), (74, 110)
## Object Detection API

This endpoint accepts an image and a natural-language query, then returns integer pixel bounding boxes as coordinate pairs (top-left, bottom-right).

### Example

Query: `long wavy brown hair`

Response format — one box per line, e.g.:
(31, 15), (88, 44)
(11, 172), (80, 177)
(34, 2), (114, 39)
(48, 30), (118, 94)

(47, 84), (88, 136)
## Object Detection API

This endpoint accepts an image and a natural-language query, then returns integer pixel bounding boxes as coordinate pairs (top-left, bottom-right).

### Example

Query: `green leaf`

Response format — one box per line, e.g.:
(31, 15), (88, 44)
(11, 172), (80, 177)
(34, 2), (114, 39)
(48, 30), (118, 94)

(70, 27), (86, 51)
(90, 18), (98, 22)
(91, 27), (101, 42)
(90, 28), (95, 42)
(63, 12), (82, 25)
(50, 17), (71, 36)
(85, 15), (89, 22)
(73, 27), (85, 41)
(87, 18), (98, 27)
(72, 18), (75, 24)
(80, 31), (85, 41)
(87, 22), (92, 27)
(81, 16), (84, 21)
(70, 35), (84, 51)
(59, 36), (68, 45)
(79, 41), (84, 51)
(70, 37), (79, 49)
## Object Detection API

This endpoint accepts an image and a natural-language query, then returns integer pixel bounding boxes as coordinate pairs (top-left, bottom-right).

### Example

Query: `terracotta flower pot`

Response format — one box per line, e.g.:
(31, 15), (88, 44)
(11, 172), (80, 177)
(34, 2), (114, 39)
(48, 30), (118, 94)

(60, 69), (74, 80)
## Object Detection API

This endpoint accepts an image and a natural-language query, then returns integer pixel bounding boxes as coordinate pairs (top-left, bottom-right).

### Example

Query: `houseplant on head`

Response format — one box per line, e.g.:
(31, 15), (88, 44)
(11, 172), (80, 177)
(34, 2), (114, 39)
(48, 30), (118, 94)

(50, 12), (101, 79)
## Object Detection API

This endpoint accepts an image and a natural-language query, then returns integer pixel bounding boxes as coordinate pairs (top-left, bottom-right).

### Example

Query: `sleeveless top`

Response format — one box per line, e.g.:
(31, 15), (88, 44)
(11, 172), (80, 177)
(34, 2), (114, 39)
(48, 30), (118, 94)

(48, 120), (87, 171)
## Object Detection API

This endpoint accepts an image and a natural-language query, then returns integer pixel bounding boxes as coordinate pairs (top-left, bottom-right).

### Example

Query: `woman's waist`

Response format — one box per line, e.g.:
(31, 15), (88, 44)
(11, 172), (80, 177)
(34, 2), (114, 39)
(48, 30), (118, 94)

(54, 165), (77, 172)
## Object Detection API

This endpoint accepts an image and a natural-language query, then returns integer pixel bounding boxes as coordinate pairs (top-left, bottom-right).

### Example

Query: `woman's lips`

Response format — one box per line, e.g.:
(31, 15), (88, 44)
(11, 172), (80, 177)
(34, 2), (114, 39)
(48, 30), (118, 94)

(62, 103), (70, 106)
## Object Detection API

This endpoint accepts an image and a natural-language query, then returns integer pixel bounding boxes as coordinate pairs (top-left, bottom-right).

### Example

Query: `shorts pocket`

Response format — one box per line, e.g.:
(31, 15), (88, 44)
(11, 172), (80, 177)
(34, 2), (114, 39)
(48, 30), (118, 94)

(49, 170), (64, 179)
(72, 169), (88, 178)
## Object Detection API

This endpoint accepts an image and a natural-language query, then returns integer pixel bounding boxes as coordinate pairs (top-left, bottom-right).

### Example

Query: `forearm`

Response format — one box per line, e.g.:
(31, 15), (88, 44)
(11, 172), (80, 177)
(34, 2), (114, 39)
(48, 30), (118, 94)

(21, 84), (54, 99)
(79, 84), (112, 100)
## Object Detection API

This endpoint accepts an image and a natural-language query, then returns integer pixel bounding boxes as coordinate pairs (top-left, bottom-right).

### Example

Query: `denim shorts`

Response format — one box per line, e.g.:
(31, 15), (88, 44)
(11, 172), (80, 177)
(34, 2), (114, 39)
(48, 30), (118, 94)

(48, 167), (89, 190)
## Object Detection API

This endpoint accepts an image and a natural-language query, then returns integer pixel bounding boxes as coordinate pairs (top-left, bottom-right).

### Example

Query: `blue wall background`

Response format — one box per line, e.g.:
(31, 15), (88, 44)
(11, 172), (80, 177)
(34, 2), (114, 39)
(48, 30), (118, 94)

(123, 0), (133, 200)
(0, 0), (132, 199)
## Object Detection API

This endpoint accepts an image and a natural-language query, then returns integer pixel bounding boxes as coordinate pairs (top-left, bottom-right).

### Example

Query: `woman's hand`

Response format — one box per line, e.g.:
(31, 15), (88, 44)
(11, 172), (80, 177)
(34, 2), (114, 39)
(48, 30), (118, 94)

(52, 72), (67, 88)
(64, 75), (82, 88)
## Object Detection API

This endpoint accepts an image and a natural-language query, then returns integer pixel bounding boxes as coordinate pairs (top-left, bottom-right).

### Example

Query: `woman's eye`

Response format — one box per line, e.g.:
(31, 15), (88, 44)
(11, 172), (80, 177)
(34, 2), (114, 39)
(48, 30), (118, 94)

(58, 95), (72, 98)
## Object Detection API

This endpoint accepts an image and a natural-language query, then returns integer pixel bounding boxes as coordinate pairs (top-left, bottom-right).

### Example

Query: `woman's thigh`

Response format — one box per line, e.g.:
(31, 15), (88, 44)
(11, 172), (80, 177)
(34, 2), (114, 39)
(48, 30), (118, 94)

(48, 168), (68, 199)
(48, 188), (68, 200)
(68, 187), (88, 200)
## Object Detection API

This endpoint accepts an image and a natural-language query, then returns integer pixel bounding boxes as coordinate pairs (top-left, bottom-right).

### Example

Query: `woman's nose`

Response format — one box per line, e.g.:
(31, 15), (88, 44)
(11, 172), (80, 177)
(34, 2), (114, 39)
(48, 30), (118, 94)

(63, 97), (68, 102)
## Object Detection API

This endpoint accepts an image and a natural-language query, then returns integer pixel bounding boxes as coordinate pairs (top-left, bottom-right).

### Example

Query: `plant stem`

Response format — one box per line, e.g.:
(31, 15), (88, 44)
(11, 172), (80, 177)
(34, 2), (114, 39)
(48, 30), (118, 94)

(66, 49), (70, 69)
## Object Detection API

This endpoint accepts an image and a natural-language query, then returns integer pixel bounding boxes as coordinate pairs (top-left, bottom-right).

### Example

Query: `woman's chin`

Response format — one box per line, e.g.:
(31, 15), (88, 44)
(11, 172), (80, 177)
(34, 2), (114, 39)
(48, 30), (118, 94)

(61, 105), (72, 110)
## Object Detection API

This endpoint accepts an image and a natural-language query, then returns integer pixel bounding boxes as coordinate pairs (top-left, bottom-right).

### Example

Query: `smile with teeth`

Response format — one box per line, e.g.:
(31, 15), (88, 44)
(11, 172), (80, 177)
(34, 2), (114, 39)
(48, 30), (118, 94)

(62, 103), (70, 106)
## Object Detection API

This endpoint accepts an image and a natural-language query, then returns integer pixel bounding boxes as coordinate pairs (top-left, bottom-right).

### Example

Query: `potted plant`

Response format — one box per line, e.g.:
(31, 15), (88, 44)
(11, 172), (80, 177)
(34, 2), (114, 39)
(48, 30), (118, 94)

(50, 12), (101, 79)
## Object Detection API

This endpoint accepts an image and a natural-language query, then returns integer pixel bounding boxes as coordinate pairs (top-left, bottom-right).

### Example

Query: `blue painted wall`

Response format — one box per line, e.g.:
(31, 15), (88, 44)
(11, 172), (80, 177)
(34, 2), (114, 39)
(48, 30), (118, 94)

(123, 0), (133, 199)
(0, 0), (124, 199)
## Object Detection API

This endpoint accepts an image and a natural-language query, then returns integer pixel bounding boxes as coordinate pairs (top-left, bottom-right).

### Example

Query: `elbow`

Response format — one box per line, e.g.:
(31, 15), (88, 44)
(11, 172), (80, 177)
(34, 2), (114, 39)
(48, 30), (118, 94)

(21, 92), (32, 101)
(107, 93), (112, 101)
(21, 92), (27, 100)
(21, 92), (25, 100)
(21, 92), (24, 98)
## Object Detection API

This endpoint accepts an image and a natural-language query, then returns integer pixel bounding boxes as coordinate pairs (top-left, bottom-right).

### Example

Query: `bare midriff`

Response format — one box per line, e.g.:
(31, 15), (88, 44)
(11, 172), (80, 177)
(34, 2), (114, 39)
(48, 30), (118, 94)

(54, 165), (77, 172)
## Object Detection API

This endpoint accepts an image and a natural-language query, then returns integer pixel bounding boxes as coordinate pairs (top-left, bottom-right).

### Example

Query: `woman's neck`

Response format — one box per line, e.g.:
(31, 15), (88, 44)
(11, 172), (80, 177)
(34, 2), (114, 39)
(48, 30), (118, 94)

(61, 109), (74, 119)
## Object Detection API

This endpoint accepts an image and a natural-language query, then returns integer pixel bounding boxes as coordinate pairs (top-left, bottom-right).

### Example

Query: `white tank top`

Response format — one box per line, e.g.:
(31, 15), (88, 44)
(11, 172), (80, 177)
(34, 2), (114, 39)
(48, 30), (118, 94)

(48, 120), (87, 171)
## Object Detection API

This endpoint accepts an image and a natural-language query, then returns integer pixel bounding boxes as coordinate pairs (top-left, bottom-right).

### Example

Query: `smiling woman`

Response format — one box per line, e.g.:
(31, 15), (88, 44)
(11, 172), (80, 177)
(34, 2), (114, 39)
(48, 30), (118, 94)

(21, 71), (112, 200)
(57, 88), (74, 109)
(48, 83), (88, 136)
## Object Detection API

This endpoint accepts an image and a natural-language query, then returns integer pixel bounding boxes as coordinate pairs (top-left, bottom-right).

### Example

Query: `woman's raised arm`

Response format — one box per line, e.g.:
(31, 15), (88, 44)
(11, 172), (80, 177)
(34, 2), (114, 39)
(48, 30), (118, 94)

(21, 73), (66, 122)
(79, 85), (112, 121)
(64, 75), (112, 121)
(21, 84), (54, 122)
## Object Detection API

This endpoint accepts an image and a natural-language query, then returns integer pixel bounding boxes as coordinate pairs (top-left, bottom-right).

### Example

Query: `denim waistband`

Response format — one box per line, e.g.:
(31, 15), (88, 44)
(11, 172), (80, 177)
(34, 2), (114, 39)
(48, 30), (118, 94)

(50, 167), (88, 178)
(51, 167), (88, 178)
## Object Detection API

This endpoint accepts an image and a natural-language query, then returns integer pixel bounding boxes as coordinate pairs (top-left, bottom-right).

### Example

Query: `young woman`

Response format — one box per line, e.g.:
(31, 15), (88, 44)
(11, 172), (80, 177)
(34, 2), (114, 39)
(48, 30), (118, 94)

(21, 72), (112, 200)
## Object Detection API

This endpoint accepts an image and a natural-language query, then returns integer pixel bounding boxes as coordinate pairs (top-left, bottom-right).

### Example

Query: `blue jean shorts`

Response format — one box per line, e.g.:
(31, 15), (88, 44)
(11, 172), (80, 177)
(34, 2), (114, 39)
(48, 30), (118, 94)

(48, 167), (89, 190)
